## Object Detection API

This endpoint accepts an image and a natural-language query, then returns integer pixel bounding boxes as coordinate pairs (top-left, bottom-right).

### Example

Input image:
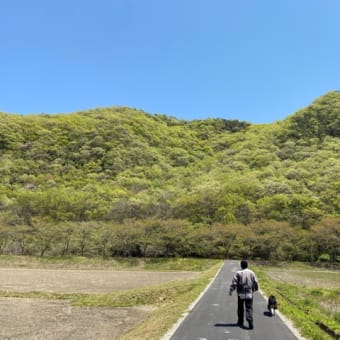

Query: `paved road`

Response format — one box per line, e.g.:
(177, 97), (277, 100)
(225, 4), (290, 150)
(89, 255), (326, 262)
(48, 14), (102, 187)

(167, 260), (300, 340)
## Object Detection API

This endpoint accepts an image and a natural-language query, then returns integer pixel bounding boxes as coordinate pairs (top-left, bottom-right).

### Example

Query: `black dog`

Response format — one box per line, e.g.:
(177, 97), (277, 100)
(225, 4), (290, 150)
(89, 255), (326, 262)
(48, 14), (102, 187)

(267, 295), (277, 316)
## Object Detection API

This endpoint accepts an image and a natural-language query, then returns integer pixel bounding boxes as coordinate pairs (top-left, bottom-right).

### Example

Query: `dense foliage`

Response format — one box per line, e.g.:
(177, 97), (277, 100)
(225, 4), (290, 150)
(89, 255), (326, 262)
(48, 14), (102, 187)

(0, 92), (339, 260)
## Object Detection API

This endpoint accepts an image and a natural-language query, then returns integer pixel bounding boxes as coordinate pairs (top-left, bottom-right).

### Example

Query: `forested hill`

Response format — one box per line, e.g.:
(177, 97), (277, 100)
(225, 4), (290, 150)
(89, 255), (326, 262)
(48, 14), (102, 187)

(0, 92), (339, 260)
(0, 91), (339, 225)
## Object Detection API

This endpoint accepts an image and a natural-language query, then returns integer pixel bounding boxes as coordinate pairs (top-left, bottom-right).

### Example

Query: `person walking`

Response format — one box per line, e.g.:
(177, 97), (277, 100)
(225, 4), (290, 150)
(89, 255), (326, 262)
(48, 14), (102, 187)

(229, 260), (259, 329)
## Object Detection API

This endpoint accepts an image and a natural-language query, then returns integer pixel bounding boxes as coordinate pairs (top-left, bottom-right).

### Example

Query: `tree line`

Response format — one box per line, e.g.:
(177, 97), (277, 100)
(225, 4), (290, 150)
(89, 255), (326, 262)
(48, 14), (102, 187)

(0, 218), (338, 262)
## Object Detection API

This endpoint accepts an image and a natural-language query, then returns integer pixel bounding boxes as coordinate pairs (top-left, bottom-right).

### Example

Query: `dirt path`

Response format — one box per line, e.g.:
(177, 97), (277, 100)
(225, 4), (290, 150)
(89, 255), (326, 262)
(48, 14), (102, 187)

(0, 267), (198, 339)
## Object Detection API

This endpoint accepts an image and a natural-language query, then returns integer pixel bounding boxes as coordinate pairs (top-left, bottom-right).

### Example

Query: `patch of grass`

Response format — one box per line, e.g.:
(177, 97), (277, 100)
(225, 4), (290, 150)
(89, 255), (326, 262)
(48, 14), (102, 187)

(0, 290), (79, 301)
(143, 258), (220, 271)
(0, 255), (140, 270)
(255, 264), (340, 340)
(0, 255), (220, 272)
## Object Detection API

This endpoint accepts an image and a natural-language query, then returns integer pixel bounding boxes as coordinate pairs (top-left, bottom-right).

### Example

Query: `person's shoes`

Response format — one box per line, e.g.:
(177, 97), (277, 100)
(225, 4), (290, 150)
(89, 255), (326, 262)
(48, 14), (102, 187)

(237, 320), (244, 326)
(248, 320), (254, 329)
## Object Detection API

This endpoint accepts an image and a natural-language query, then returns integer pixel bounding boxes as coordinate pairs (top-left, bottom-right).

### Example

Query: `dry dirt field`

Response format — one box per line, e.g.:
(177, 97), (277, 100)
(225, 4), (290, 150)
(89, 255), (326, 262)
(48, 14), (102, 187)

(265, 269), (340, 288)
(0, 267), (198, 339)
(0, 267), (198, 293)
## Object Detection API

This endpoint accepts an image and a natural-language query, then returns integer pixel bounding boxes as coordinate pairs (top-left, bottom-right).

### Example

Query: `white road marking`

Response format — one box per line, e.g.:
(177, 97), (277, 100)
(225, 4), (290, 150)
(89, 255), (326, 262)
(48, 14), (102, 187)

(161, 263), (224, 340)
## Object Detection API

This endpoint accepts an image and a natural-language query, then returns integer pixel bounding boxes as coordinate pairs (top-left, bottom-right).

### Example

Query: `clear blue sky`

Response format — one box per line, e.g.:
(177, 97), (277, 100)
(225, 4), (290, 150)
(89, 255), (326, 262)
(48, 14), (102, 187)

(1, 0), (339, 123)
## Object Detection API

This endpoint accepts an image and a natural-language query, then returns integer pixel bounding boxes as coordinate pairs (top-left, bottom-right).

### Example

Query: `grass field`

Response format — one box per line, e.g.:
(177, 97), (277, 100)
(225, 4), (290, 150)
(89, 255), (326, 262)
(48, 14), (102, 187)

(255, 262), (340, 340)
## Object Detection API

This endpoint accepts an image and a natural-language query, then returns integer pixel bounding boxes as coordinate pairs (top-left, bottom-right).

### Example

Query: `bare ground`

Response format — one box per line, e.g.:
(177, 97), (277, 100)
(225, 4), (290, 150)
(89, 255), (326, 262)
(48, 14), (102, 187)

(0, 297), (154, 340)
(266, 269), (340, 288)
(0, 268), (198, 339)
(0, 267), (199, 293)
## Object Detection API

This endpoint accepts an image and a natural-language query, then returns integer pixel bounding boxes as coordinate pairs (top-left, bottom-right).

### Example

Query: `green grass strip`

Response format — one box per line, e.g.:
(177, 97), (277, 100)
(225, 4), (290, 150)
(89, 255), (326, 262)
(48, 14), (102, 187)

(255, 266), (340, 340)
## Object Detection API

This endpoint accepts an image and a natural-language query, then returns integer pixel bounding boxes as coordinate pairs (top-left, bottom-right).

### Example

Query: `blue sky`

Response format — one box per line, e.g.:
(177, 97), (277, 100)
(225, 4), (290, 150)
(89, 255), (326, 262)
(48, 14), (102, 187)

(1, 0), (339, 123)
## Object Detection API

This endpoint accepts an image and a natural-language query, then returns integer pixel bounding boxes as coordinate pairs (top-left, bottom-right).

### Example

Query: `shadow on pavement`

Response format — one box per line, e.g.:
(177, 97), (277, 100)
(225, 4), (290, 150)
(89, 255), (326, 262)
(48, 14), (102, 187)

(214, 323), (247, 329)
(263, 311), (274, 317)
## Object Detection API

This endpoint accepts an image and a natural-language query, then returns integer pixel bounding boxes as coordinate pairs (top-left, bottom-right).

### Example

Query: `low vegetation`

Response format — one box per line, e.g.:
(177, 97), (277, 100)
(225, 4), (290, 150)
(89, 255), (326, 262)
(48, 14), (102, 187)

(255, 262), (340, 340)
(0, 255), (218, 271)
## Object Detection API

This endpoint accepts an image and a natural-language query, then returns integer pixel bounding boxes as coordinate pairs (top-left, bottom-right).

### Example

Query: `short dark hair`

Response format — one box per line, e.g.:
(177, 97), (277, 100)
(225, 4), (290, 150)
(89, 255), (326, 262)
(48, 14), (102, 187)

(241, 260), (248, 269)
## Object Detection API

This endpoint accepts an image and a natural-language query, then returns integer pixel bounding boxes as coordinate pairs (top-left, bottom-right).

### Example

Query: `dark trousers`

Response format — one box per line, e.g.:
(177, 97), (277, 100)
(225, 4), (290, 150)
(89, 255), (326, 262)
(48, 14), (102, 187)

(237, 296), (253, 322)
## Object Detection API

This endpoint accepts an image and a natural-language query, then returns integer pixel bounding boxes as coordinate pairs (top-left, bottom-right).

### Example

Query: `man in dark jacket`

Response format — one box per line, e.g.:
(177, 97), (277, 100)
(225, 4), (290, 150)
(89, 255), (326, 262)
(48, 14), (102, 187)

(229, 260), (259, 329)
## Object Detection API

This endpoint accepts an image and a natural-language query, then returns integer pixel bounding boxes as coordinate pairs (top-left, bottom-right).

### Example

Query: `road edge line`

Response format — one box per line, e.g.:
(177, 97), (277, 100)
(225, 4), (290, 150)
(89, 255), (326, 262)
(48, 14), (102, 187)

(161, 261), (224, 340)
(259, 289), (307, 340)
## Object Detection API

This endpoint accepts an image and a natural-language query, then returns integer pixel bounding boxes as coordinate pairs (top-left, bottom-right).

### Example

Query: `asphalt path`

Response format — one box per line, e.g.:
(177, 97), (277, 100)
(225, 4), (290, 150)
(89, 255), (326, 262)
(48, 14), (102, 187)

(165, 260), (301, 340)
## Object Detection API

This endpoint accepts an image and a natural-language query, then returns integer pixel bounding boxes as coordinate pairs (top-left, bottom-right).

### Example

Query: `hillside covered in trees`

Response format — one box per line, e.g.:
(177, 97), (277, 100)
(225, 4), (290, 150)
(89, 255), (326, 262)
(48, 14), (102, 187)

(0, 92), (339, 261)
